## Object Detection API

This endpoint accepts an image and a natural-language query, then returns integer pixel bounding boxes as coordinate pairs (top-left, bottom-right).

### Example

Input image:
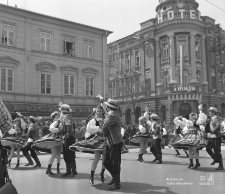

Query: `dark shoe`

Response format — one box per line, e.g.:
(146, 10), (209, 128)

(192, 163), (200, 169)
(33, 163), (41, 168)
(46, 169), (55, 175)
(15, 162), (20, 168)
(175, 153), (180, 157)
(100, 172), (105, 183)
(211, 160), (219, 165)
(89, 176), (94, 185)
(61, 170), (71, 177)
(215, 166), (224, 170)
(70, 170), (77, 177)
(57, 169), (61, 174)
(108, 178), (114, 185)
(156, 160), (162, 164)
(25, 162), (34, 166)
(108, 183), (121, 190)
(152, 158), (158, 163)
(188, 159), (194, 169)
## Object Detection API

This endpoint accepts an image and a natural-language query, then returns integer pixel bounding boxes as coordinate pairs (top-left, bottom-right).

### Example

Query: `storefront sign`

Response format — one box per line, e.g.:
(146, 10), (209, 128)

(12, 104), (93, 114)
(172, 85), (197, 92)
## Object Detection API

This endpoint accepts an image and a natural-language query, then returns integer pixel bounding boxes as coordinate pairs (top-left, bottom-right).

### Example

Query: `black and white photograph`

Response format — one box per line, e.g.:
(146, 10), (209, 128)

(0, 0), (225, 193)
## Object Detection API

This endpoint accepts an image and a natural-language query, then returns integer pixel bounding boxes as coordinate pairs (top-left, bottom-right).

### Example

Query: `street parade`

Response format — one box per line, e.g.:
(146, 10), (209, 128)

(0, 0), (225, 194)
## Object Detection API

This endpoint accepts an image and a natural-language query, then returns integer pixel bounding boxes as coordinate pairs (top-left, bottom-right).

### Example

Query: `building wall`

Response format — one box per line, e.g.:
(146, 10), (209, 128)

(0, 4), (111, 119)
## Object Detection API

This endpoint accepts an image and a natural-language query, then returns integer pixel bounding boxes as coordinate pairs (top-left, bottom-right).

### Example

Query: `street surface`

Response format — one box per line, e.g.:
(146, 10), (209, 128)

(8, 147), (225, 194)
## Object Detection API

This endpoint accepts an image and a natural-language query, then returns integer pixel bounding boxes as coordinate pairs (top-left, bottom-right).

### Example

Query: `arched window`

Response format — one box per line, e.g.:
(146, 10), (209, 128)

(125, 109), (131, 125)
(135, 107), (142, 124)
(222, 104), (225, 118)
(160, 105), (167, 122)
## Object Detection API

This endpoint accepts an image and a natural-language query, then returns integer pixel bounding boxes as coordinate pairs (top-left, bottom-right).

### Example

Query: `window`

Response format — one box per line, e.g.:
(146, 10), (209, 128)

(86, 77), (94, 96)
(40, 32), (51, 52)
(160, 105), (166, 123)
(64, 37), (74, 56)
(0, 67), (14, 92)
(211, 52), (214, 65)
(164, 73), (170, 89)
(177, 36), (189, 57)
(184, 70), (189, 85)
(135, 107), (142, 124)
(84, 40), (94, 59)
(64, 75), (75, 95)
(1, 24), (15, 46)
(162, 43), (169, 60)
(211, 68), (216, 89)
(125, 54), (130, 70)
(135, 51), (140, 71)
(41, 73), (51, 94)
(195, 41), (201, 58)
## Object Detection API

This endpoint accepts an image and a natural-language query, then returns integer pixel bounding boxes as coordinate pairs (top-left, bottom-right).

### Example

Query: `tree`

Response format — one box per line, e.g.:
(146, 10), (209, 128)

(108, 67), (151, 124)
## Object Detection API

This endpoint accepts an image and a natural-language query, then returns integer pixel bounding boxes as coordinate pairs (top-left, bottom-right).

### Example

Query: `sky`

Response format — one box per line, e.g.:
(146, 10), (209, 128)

(0, 0), (225, 43)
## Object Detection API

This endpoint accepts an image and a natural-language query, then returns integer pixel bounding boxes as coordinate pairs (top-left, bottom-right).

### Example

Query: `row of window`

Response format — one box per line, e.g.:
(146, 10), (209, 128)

(124, 51), (140, 71)
(0, 67), (94, 96)
(160, 37), (201, 61)
(1, 23), (94, 59)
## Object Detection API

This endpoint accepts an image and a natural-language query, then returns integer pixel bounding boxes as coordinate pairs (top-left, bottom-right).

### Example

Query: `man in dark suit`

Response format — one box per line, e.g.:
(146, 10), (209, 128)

(205, 107), (224, 170)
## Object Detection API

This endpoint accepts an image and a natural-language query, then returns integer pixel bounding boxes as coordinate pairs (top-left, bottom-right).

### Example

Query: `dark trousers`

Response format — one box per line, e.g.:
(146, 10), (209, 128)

(0, 155), (5, 188)
(150, 138), (162, 161)
(22, 142), (40, 164)
(206, 138), (222, 161)
(63, 135), (76, 171)
(103, 142), (122, 177)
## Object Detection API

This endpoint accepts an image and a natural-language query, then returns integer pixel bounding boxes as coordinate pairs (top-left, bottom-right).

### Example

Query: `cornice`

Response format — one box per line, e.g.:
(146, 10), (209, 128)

(155, 19), (207, 30)
(0, 4), (112, 36)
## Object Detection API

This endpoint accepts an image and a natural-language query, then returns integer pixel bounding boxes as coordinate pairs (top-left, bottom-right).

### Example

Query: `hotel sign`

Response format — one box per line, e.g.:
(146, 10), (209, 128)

(157, 9), (202, 24)
(172, 85), (198, 93)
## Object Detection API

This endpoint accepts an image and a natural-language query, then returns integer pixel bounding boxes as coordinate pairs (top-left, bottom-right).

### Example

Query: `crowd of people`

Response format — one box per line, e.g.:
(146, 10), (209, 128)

(0, 95), (225, 192)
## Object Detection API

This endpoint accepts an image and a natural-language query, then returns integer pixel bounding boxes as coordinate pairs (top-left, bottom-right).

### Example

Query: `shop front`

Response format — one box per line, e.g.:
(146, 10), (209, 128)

(4, 102), (96, 125)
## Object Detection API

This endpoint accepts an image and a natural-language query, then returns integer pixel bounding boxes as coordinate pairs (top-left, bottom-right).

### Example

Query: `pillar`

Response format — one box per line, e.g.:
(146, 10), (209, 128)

(190, 32), (198, 84)
(155, 37), (163, 94)
(168, 33), (177, 86)
(201, 35), (208, 92)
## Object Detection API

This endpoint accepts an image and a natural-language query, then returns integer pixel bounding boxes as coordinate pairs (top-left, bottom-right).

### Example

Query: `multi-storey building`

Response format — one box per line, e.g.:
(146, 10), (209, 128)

(0, 3), (112, 123)
(108, 0), (225, 125)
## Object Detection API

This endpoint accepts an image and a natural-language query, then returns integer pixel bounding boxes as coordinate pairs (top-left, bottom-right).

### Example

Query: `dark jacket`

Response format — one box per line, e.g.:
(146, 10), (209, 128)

(28, 123), (38, 141)
(103, 111), (123, 145)
(61, 114), (73, 137)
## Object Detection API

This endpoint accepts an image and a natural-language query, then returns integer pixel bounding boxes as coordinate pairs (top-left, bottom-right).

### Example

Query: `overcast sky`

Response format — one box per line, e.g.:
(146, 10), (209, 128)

(1, 0), (225, 43)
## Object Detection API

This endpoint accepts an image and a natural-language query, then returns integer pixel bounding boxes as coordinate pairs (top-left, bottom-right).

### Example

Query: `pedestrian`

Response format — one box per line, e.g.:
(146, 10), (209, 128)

(173, 105), (207, 169)
(102, 99), (123, 190)
(136, 116), (150, 162)
(161, 125), (167, 149)
(46, 111), (62, 175)
(22, 116), (41, 167)
(41, 121), (51, 138)
(59, 103), (77, 177)
(205, 107), (224, 170)
(150, 114), (163, 164)
(86, 105), (105, 185)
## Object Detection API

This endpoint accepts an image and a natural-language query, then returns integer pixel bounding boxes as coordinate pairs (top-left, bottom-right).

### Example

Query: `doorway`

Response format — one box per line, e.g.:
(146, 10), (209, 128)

(179, 103), (192, 119)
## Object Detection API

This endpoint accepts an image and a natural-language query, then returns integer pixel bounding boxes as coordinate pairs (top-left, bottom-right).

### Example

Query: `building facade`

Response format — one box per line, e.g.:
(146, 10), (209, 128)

(0, 4), (111, 123)
(107, 0), (225, 125)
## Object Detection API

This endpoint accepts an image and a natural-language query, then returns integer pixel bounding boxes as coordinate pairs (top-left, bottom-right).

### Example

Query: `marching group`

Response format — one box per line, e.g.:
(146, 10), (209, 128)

(0, 96), (225, 192)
